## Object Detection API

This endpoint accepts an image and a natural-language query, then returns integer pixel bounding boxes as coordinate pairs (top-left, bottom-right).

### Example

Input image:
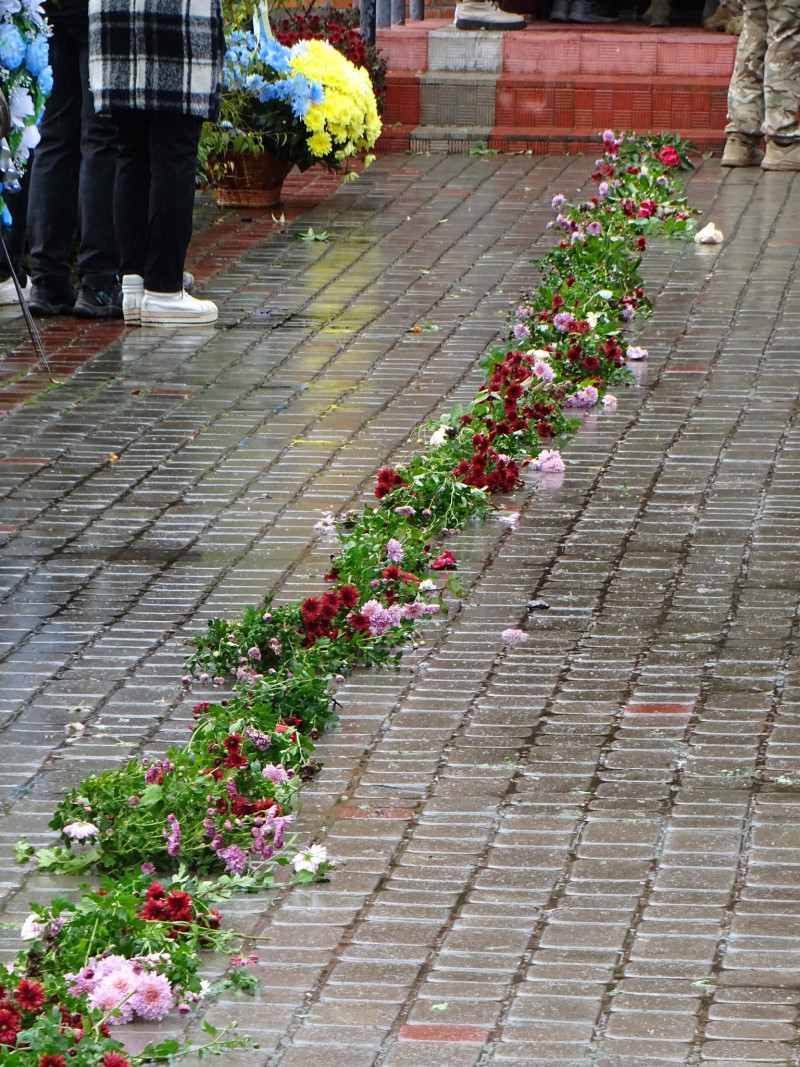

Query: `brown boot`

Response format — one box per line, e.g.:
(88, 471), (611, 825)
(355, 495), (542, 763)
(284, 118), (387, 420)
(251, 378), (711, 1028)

(703, 3), (730, 29)
(761, 139), (800, 171)
(721, 132), (762, 167)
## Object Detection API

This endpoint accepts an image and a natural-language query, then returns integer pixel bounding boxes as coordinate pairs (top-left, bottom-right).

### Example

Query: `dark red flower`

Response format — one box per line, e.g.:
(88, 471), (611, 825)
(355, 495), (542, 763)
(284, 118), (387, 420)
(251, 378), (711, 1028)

(14, 979), (45, 1013)
(320, 591), (340, 620)
(635, 236), (647, 251)
(375, 468), (407, 499)
(223, 733), (242, 754)
(301, 596), (321, 620)
(337, 584), (359, 609)
(103, 1053), (133, 1067)
(582, 355), (600, 372)
(656, 145), (681, 166)
(38, 1057), (67, 1067)
(139, 899), (168, 921)
(0, 1003), (21, 1045)
(348, 612), (371, 633)
(164, 891), (194, 923)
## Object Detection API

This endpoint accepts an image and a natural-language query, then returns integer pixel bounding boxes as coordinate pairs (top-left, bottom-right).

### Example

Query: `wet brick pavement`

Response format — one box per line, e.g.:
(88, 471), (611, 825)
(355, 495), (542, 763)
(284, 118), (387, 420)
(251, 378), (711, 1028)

(1, 151), (800, 1065)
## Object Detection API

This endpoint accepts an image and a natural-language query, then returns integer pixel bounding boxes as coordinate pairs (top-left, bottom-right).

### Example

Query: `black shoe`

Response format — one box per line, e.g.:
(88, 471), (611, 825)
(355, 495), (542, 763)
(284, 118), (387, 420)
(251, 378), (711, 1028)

(29, 284), (76, 317)
(73, 283), (123, 320)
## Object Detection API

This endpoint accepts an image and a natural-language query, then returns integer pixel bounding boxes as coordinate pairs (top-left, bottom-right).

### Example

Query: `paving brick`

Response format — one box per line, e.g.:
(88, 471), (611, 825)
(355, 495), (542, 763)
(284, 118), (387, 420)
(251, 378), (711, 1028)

(0, 153), (797, 1067)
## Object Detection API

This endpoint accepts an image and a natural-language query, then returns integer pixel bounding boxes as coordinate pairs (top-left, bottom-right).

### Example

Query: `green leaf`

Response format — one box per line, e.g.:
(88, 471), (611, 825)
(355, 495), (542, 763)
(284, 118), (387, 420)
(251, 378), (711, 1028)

(139, 783), (164, 807)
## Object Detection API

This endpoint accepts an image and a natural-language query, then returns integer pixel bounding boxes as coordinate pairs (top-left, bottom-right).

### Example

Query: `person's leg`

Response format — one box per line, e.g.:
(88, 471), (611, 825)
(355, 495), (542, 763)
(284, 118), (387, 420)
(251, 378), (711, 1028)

(112, 109), (152, 325)
(142, 112), (203, 293)
(72, 31), (121, 315)
(722, 0), (767, 165)
(113, 110), (151, 280)
(129, 112), (216, 326)
(762, 0), (800, 140)
(26, 21), (82, 312)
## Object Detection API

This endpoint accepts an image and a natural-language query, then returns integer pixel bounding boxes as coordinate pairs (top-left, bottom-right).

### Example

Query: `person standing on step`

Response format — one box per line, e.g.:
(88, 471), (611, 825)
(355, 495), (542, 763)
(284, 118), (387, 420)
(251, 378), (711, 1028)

(454, 0), (527, 30)
(88, 0), (223, 325)
(26, 0), (121, 319)
(722, 0), (800, 169)
(549, 0), (617, 22)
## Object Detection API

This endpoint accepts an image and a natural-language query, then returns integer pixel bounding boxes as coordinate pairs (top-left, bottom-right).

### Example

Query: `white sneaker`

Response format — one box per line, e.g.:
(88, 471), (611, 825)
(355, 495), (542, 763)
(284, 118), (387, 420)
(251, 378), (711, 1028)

(0, 274), (29, 305)
(455, 0), (525, 29)
(141, 289), (218, 326)
(122, 273), (144, 325)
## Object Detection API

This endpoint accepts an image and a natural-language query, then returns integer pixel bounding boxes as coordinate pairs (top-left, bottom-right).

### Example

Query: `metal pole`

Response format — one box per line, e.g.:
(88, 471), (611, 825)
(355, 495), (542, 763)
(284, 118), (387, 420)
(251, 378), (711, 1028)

(360, 0), (376, 46)
(376, 0), (391, 29)
(390, 0), (405, 23)
(409, 0), (423, 18)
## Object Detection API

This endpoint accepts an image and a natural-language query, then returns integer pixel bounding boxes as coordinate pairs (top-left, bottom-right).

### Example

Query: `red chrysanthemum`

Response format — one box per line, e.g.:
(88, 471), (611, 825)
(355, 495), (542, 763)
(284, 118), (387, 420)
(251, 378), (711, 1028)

(224, 751), (248, 770)
(337, 584), (359, 610)
(319, 591), (340, 620)
(0, 1003), (21, 1045)
(165, 891), (194, 923)
(38, 1057), (67, 1067)
(301, 597), (322, 620)
(14, 978), (45, 1013)
(103, 1053), (133, 1067)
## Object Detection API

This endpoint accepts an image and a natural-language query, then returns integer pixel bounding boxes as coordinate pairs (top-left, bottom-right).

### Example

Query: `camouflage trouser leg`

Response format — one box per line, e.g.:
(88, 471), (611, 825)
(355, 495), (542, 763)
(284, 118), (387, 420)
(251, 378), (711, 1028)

(726, 0), (800, 139)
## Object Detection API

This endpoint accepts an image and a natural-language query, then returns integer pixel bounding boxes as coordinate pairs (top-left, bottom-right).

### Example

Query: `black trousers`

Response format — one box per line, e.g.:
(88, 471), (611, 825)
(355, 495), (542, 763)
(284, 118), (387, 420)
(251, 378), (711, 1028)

(27, 0), (119, 294)
(113, 110), (203, 293)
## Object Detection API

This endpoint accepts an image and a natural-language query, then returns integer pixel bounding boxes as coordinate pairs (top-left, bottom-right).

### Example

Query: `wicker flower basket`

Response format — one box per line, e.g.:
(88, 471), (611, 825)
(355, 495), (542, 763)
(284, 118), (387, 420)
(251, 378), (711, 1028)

(216, 151), (296, 209)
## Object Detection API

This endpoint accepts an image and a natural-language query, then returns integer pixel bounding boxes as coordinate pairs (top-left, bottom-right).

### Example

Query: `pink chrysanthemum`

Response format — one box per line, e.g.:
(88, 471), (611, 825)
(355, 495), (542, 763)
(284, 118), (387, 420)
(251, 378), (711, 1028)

(533, 449), (566, 473)
(63, 820), (99, 841)
(217, 843), (249, 875)
(88, 967), (137, 1024)
(130, 971), (173, 1021)
(502, 628), (529, 647)
(386, 538), (404, 563)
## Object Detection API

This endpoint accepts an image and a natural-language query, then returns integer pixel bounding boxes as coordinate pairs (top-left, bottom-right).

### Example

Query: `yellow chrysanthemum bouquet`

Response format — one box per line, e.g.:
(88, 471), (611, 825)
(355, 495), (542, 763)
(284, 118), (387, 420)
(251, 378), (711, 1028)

(201, 19), (381, 181)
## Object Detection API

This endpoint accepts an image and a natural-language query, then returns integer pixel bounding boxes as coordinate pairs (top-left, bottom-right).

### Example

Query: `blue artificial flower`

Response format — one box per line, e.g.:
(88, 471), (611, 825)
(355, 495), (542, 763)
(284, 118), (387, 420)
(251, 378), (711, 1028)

(0, 24), (27, 70)
(245, 72), (266, 94)
(286, 74), (312, 119)
(24, 34), (48, 76)
(37, 62), (52, 95)
(1, 204), (12, 227)
(309, 81), (324, 106)
(257, 76), (313, 118)
(258, 37), (292, 76)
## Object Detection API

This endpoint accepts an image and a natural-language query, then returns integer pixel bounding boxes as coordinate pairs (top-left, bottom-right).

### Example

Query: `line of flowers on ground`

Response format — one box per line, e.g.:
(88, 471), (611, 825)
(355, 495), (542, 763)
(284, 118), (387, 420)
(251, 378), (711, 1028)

(5, 131), (698, 1067)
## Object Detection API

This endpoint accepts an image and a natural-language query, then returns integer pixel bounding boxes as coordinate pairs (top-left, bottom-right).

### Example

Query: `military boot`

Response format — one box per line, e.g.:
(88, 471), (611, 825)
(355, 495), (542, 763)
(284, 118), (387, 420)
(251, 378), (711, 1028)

(721, 132), (762, 167)
(761, 139), (800, 171)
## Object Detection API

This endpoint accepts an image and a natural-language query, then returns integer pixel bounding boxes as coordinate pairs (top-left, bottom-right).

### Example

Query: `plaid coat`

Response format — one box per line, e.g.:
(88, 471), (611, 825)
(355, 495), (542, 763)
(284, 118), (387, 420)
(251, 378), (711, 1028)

(88, 0), (225, 119)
